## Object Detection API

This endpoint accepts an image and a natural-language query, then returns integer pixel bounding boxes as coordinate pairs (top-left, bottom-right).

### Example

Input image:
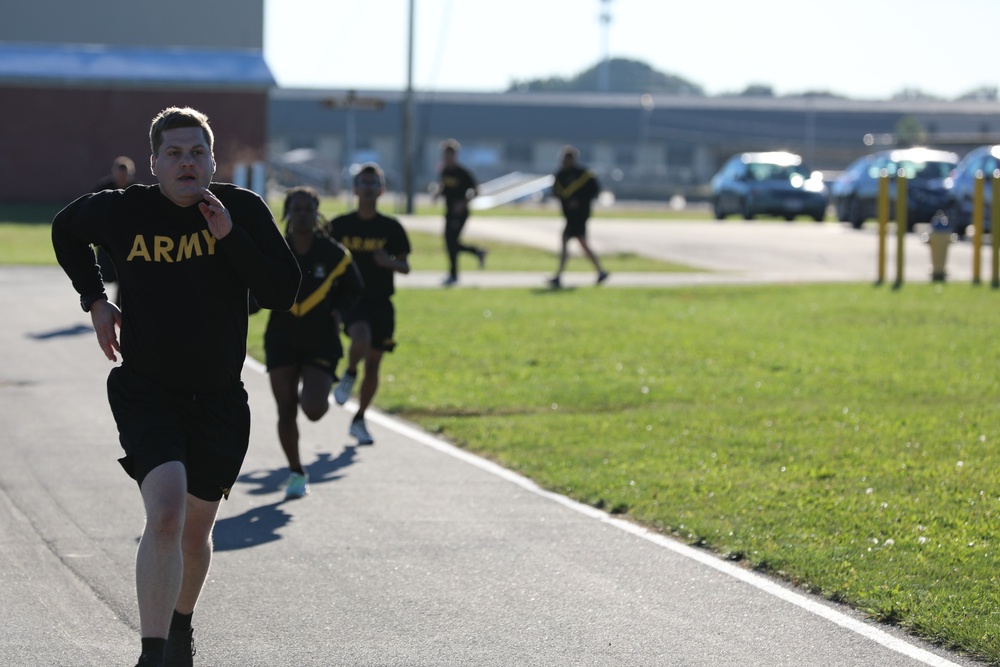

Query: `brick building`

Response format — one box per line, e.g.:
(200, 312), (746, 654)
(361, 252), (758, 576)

(0, 1), (272, 203)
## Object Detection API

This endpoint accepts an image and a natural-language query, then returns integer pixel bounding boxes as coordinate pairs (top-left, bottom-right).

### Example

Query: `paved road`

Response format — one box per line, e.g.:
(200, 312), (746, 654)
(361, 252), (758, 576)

(0, 219), (991, 666)
(398, 216), (985, 288)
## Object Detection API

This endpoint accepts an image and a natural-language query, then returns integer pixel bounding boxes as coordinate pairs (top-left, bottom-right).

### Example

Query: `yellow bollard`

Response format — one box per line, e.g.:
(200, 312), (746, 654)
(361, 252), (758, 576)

(894, 170), (907, 289)
(876, 170), (889, 285)
(973, 171), (984, 285)
(992, 171), (1000, 288)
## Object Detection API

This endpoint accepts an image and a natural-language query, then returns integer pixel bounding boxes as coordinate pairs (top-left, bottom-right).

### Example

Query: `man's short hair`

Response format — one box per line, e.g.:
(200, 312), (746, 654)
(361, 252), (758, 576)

(149, 107), (214, 156)
(560, 145), (580, 161)
(440, 138), (461, 154)
(354, 162), (386, 188)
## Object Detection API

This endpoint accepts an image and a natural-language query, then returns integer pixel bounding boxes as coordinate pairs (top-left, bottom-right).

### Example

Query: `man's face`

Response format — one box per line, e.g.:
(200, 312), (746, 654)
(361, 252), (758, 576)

(354, 173), (383, 204)
(150, 126), (216, 207)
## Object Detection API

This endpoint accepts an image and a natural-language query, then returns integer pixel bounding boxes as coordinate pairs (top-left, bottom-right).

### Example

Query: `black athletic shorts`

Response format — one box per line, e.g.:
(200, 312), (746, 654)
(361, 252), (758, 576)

(562, 216), (589, 240)
(107, 365), (251, 502)
(264, 331), (343, 379)
(343, 298), (397, 352)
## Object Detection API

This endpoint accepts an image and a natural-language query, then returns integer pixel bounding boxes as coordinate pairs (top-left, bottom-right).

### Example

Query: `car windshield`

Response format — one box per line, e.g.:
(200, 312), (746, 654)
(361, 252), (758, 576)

(895, 160), (954, 179)
(748, 162), (810, 181)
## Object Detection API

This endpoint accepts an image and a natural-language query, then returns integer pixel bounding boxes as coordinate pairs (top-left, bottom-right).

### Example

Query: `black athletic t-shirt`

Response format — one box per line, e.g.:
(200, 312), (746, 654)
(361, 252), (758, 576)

(51, 183), (301, 394)
(327, 211), (411, 300)
(439, 164), (478, 208)
(554, 165), (600, 221)
(264, 233), (362, 348)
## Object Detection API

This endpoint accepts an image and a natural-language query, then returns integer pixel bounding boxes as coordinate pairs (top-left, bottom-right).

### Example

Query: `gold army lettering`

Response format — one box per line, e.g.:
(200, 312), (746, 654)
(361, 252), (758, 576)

(339, 236), (387, 253)
(126, 230), (218, 262)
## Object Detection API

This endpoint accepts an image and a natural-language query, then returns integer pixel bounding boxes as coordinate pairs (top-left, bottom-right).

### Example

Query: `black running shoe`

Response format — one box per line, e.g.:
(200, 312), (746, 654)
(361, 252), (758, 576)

(135, 654), (162, 667)
(163, 626), (195, 667)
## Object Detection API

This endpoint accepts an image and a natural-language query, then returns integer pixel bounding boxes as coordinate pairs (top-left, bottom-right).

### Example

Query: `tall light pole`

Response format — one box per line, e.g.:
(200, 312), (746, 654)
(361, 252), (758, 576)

(403, 0), (416, 213)
(598, 0), (613, 92)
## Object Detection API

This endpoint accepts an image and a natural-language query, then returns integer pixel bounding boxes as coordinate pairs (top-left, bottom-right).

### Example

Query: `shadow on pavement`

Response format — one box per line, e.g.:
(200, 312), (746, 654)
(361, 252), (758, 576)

(214, 446), (359, 552)
(236, 445), (358, 497)
(213, 501), (292, 551)
(26, 323), (94, 340)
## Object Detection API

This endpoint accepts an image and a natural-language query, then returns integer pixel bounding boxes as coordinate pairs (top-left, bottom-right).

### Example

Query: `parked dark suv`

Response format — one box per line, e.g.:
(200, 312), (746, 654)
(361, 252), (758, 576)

(944, 144), (1000, 237)
(831, 147), (957, 231)
(710, 151), (829, 222)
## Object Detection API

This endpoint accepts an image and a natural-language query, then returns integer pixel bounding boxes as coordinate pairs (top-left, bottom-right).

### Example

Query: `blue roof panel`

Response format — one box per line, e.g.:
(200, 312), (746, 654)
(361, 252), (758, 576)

(0, 42), (274, 88)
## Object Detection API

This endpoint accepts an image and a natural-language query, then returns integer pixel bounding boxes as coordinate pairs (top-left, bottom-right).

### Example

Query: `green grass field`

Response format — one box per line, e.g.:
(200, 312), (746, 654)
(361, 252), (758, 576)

(252, 281), (1000, 664)
(8, 201), (1000, 663)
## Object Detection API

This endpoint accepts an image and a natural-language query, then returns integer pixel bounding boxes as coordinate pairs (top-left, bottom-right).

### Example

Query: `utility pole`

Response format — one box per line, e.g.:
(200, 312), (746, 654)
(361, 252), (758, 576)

(598, 0), (613, 92)
(403, 0), (416, 213)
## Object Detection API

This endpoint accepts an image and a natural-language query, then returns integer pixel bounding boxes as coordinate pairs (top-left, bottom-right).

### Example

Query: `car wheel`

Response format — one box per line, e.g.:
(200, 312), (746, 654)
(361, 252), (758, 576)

(741, 198), (754, 220)
(848, 198), (864, 229)
(811, 209), (825, 222)
(835, 200), (849, 222)
(783, 214), (795, 221)
(713, 199), (725, 220)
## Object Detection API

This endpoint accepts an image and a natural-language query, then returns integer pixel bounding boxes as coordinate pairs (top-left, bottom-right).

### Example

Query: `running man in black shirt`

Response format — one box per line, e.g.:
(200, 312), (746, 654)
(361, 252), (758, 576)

(548, 145), (609, 289)
(51, 107), (300, 667)
(437, 139), (486, 286)
(328, 163), (411, 445)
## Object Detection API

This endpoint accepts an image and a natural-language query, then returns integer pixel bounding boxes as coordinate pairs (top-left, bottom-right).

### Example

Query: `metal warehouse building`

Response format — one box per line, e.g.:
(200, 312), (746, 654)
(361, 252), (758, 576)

(268, 88), (1000, 201)
(3, 0), (1000, 204)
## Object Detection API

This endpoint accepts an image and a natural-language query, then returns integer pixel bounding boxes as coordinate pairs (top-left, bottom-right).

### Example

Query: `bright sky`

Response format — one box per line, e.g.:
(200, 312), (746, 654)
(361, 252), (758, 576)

(264, 0), (999, 100)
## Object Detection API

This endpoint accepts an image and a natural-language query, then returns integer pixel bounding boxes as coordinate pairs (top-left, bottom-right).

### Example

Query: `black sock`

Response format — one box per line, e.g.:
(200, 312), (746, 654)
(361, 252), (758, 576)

(169, 610), (193, 635)
(140, 637), (166, 660)
(290, 466), (305, 475)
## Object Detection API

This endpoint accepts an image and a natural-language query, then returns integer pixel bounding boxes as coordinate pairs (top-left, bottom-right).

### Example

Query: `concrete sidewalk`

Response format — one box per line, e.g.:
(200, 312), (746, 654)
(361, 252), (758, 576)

(0, 259), (987, 666)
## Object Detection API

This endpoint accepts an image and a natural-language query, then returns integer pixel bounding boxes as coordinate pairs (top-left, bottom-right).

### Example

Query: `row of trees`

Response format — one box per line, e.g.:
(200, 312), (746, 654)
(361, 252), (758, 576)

(507, 58), (998, 102)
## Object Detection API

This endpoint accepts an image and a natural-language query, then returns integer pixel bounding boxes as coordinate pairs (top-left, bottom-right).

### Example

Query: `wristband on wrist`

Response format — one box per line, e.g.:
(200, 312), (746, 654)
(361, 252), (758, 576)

(80, 292), (108, 312)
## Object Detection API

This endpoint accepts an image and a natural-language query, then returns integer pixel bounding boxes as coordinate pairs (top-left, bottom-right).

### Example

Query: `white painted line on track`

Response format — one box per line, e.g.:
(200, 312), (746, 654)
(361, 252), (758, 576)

(245, 357), (963, 667)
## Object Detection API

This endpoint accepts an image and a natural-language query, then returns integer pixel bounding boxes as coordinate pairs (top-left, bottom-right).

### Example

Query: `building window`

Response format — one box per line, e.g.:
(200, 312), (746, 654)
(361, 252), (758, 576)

(506, 141), (532, 164)
(615, 145), (636, 167)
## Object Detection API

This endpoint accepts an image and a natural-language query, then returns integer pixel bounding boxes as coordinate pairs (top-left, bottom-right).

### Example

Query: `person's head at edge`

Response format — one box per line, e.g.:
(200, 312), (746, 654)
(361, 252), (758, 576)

(149, 107), (217, 207)
(111, 156), (135, 189)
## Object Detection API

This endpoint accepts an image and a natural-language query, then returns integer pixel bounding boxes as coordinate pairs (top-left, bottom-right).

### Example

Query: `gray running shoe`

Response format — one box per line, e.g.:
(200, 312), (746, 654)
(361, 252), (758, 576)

(333, 372), (356, 405)
(350, 418), (374, 445)
(283, 471), (310, 500)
